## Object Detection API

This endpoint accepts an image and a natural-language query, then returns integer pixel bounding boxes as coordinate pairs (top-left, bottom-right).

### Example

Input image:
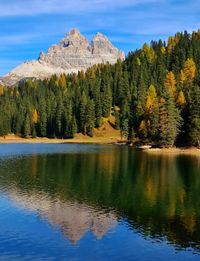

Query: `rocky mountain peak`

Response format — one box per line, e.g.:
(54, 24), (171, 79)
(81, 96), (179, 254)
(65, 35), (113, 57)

(93, 32), (110, 41)
(60, 28), (89, 49)
(68, 28), (81, 36)
(91, 32), (118, 56)
(1, 29), (125, 86)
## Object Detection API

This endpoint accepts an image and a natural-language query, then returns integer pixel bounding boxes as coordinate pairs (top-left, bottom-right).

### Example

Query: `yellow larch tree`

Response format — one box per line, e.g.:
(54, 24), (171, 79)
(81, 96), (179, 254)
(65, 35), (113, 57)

(58, 73), (67, 88)
(177, 91), (186, 108)
(161, 46), (166, 55)
(145, 85), (159, 139)
(164, 71), (177, 97)
(142, 43), (156, 63)
(32, 109), (38, 124)
(179, 70), (186, 85)
(146, 84), (158, 113)
(0, 85), (4, 96)
(136, 58), (141, 66)
(167, 34), (180, 53)
(183, 58), (196, 83)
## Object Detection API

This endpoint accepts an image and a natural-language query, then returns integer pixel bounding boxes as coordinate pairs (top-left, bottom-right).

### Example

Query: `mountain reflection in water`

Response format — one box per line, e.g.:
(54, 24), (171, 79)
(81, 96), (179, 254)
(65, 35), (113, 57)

(7, 189), (117, 243)
(0, 144), (200, 259)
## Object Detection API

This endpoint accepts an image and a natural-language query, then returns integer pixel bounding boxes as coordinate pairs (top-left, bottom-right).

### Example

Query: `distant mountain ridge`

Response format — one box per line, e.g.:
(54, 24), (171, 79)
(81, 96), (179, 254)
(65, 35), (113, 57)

(1, 29), (124, 86)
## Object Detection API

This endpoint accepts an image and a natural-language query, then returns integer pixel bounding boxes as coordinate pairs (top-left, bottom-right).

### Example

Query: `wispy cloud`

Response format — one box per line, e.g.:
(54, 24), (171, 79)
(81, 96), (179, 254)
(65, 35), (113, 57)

(0, 0), (200, 75)
(0, 34), (36, 46)
(0, 59), (23, 75)
(0, 0), (163, 16)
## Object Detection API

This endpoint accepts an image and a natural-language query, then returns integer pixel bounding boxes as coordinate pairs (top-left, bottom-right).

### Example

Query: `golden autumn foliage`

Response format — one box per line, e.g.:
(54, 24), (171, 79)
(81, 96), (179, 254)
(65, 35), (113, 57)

(183, 58), (196, 82)
(179, 70), (186, 85)
(167, 34), (180, 53)
(142, 43), (156, 62)
(32, 109), (38, 124)
(139, 120), (147, 137)
(146, 84), (158, 113)
(164, 71), (177, 96)
(139, 120), (145, 131)
(78, 70), (85, 80)
(136, 58), (141, 66)
(113, 105), (120, 112)
(161, 46), (166, 55)
(177, 91), (186, 107)
(58, 74), (67, 88)
(0, 85), (4, 96)
(86, 67), (96, 79)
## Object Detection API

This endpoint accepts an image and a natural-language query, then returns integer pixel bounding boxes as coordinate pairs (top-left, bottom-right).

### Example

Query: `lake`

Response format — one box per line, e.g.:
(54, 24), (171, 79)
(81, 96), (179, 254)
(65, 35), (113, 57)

(0, 144), (199, 260)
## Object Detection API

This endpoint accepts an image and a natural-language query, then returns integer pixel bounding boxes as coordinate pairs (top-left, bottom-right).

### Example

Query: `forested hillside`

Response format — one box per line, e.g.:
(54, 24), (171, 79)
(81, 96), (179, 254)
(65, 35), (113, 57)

(0, 30), (200, 147)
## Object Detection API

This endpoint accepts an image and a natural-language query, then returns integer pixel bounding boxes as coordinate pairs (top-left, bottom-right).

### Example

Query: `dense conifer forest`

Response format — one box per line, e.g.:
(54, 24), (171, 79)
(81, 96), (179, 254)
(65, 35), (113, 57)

(0, 30), (200, 147)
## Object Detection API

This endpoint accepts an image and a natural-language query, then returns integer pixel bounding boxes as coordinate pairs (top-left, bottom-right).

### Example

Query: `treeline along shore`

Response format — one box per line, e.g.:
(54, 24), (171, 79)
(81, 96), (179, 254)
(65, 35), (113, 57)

(0, 30), (200, 148)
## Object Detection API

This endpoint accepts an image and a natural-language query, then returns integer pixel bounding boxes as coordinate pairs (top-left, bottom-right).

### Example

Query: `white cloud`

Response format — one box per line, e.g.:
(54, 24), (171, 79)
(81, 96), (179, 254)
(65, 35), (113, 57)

(0, 0), (200, 75)
(0, 34), (35, 45)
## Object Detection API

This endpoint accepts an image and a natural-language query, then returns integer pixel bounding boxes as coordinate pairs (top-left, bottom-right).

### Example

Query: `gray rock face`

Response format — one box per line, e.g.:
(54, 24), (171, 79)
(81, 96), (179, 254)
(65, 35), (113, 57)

(1, 29), (124, 85)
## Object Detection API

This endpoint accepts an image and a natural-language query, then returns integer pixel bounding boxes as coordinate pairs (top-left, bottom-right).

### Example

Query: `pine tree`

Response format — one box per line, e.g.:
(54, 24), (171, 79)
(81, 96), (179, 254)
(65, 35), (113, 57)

(23, 114), (31, 137)
(55, 96), (63, 136)
(117, 71), (130, 105)
(188, 85), (200, 146)
(71, 116), (78, 138)
(63, 100), (73, 138)
(158, 91), (182, 147)
(38, 99), (47, 137)
(94, 95), (102, 128)
(121, 117), (129, 140)
(85, 99), (95, 137)
(101, 83), (112, 117)
(137, 72), (146, 106)
(0, 112), (9, 136)
(79, 92), (87, 134)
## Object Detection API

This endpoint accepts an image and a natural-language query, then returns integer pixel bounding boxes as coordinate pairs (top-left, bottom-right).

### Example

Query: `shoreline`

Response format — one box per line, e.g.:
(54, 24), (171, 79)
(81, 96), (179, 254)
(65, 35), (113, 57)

(0, 135), (120, 145)
(144, 147), (200, 156)
(0, 135), (199, 156)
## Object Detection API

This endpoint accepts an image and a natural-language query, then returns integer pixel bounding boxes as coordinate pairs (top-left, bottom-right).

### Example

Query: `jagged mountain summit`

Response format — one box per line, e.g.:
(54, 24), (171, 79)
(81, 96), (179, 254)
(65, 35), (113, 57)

(1, 29), (124, 85)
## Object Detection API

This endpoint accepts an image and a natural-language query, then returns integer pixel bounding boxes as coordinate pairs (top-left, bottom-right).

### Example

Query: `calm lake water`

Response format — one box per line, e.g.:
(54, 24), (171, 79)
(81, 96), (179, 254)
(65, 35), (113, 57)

(0, 144), (200, 260)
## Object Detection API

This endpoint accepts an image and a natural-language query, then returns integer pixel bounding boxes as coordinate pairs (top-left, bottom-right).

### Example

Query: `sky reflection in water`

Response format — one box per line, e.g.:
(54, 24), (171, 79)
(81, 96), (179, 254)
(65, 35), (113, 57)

(0, 144), (199, 260)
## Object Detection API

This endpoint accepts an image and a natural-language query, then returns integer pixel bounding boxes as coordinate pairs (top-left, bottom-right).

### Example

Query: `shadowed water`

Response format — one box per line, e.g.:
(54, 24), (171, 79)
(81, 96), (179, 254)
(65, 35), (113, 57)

(0, 144), (199, 260)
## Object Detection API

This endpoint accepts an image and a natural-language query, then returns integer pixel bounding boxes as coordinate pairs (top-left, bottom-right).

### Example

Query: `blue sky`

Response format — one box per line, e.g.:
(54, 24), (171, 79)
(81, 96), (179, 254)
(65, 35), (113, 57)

(0, 0), (200, 76)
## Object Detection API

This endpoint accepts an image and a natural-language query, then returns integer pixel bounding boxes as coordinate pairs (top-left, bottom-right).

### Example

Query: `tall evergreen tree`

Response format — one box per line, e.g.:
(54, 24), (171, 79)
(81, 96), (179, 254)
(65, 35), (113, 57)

(188, 85), (200, 146)
(85, 99), (95, 137)
(158, 91), (182, 147)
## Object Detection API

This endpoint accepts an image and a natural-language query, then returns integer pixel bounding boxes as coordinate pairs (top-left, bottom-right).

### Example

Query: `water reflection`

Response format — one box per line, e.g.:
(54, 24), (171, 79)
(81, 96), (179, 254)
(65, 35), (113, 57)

(0, 145), (200, 252)
(7, 189), (117, 243)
